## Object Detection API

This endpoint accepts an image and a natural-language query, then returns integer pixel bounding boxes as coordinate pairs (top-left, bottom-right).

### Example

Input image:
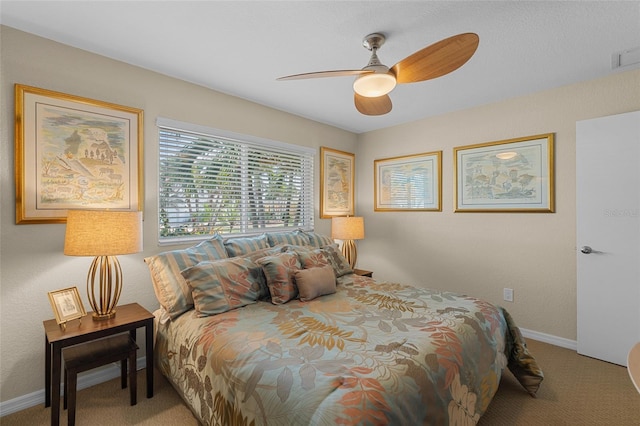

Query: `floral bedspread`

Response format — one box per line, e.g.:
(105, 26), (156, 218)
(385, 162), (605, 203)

(155, 274), (542, 425)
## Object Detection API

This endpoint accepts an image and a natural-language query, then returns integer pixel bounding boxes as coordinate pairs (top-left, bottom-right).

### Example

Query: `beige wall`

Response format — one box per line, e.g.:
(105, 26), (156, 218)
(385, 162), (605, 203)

(355, 68), (640, 342)
(2, 24), (639, 407)
(0, 26), (357, 403)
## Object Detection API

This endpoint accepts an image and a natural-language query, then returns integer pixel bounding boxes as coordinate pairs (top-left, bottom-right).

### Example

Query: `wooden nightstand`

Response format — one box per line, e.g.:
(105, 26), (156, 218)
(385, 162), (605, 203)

(354, 269), (373, 277)
(43, 303), (154, 426)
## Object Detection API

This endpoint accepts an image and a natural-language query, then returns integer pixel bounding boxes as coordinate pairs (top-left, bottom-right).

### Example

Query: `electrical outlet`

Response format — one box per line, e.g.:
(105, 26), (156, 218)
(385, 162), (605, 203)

(503, 288), (514, 302)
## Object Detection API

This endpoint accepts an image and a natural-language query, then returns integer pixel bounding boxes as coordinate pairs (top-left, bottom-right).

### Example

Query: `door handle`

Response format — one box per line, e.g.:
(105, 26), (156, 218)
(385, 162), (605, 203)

(580, 246), (603, 254)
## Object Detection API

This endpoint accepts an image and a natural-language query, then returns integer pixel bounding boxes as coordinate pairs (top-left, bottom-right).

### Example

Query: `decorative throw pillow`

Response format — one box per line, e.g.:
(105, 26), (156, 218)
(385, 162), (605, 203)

(144, 234), (227, 319)
(266, 230), (310, 247)
(295, 266), (336, 301)
(322, 245), (354, 277)
(223, 234), (270, 257)
(296, 245), (353, 278)
(296, 247), (331, 269)
(303, 231), (334, 248)
(256, 252), (301, 304)
(239, 245), (287, 299)
(181, 257), (265, 317)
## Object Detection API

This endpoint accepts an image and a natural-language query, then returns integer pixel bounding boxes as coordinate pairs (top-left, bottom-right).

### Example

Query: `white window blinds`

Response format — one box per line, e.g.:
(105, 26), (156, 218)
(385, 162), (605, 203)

(157, 118), (314, 242)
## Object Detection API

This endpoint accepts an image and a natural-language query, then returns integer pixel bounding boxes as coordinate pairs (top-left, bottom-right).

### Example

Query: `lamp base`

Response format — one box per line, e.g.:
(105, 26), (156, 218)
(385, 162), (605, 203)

(87, 255), (123, 322)
(92, 311), (116, 321)
(341, 239), (357, 269)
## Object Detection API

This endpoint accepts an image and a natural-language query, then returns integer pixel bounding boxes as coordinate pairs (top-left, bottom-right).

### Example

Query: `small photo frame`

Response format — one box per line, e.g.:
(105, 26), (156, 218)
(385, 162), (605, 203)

(320, 147), (355, 218)
(48, 287), (86, 325)
(374, 151), (442, 211)
(454, 133), (555, 212)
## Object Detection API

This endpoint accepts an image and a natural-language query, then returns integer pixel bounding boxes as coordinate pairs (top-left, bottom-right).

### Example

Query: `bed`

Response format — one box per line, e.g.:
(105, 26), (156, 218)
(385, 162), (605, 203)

(146, 231), (543, 425)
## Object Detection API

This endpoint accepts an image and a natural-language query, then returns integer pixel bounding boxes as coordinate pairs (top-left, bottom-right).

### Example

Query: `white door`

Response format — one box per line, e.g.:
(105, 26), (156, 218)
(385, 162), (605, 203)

(576, 110), (640, 366)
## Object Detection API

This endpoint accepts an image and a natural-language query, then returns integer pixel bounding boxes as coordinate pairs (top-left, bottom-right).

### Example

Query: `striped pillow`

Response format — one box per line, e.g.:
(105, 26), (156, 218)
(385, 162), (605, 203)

(181, 257), (264, 317)
(223, 234), (270, 257)
(145, 234), (227, 319)
(266, 230), (310, 247)
(304, 231), (334, 248)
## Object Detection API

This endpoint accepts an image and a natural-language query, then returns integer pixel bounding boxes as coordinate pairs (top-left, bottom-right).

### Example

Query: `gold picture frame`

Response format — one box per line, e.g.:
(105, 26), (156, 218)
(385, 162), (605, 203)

(374, 151), (442, 211)
(15, 84), (144, 224)
(320, 147), (355, 218)
(454, 133), (555, 212)
(48, 287), (87, 327)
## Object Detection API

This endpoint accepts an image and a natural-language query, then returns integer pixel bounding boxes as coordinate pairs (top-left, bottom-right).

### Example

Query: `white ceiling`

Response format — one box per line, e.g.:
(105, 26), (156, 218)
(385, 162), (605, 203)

(1, 1), (639, 134)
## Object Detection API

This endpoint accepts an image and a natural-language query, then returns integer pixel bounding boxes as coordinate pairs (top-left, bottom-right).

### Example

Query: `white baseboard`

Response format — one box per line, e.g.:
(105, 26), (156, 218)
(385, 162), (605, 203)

(0, 357), (146, 417)
(521, 327), (577, 350)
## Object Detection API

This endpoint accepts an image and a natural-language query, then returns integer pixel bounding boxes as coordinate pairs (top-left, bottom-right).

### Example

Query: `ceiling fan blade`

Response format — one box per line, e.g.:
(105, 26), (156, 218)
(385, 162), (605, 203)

(277, 70), (373, 81)
(391, 33), (479, 84)
(354, 93), (392, 116)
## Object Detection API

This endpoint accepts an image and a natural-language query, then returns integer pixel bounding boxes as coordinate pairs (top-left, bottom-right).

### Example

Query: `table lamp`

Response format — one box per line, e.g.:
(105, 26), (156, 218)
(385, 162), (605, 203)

(331, 216), (365, 269)
(64, 210), (143, 320)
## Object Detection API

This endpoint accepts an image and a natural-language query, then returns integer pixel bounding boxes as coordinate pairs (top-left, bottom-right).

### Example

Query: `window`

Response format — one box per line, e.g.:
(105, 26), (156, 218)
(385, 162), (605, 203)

(157, 118), (314, 243)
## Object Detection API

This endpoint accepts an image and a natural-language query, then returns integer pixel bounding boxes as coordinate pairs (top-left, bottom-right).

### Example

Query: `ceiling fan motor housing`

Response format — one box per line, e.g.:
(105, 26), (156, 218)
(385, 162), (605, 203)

(362, 33), (386, 51)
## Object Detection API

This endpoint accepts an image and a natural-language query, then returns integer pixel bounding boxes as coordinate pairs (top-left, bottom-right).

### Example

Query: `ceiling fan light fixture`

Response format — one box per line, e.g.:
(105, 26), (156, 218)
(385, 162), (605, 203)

(353, 72), (396, 97)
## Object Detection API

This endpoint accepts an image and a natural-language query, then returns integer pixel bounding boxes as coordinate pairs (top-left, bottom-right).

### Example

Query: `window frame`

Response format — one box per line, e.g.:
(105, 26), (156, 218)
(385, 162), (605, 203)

(156, 117), (315, 244)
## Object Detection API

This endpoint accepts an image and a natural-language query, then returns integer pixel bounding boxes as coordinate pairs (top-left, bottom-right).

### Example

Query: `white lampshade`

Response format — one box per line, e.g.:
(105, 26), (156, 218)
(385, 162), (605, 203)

(353, 72), (396, 98)
(331, 216), (365, 240)
(64, 210), (143, 256)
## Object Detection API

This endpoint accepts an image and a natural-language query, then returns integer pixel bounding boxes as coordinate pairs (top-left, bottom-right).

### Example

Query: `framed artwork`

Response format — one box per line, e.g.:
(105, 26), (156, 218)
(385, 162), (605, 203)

(374, 151), (442, 211)
(47, 286), (87, 326)
(15, 84), (144, 224)
(320, 147), (355, 218)
(454, 133), (554, 212)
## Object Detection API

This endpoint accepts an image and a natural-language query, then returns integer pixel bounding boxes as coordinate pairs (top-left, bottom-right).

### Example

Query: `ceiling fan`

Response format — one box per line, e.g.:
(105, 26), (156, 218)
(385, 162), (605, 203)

(277, 32), (479, 116)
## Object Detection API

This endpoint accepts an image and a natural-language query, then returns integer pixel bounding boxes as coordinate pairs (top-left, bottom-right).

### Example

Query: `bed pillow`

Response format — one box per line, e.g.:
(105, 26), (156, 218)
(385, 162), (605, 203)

(295, 266), (336, 301)
(256, 252), (301, 304)
(266, 230), (310, 247)
(296, 245), (353, 278)
(294, 246), (330, 268)
(181, 257), (265, 317)
(240, 245), (286, 262)
(239, 245), (287, 299)
(322, 245), (354, 277)
(223, 234), (270, 257)
(144, 234), (228, 319)
(303, 231), (334, 248)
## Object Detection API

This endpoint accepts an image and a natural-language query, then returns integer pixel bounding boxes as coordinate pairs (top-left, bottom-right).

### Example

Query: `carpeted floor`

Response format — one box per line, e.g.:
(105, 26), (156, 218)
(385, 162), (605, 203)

(2, 339), (639, 425)
(1, 367), (197, 426)
(478, 339), (640, 425)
